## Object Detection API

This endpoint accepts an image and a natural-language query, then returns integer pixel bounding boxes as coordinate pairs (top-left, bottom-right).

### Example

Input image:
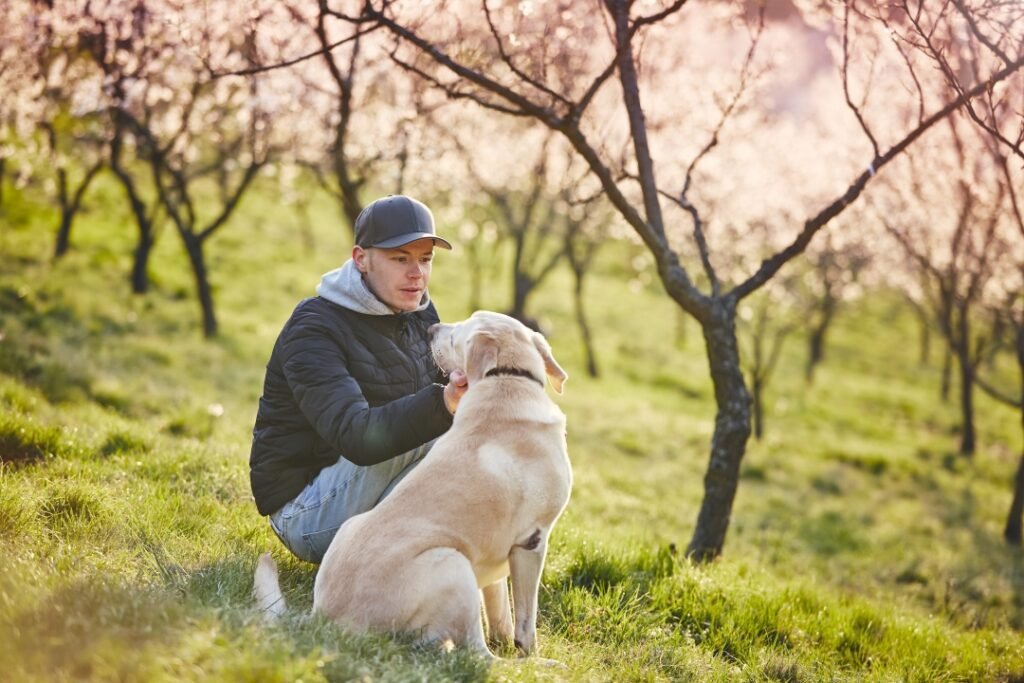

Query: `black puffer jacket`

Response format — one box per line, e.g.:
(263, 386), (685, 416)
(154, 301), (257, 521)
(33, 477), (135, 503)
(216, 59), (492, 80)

(249, 296), (452, 516)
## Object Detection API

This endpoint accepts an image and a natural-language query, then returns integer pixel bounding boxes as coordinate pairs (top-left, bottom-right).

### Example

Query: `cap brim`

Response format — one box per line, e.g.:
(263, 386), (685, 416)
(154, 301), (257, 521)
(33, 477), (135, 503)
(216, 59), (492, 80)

(371, 233), (453, 250)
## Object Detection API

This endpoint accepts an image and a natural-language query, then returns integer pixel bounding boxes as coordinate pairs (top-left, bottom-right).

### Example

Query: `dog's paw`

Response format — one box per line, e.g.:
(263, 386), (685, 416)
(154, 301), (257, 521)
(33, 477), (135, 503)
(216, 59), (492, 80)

(488, 622), (514, 648)
(514, 635), (537, 656)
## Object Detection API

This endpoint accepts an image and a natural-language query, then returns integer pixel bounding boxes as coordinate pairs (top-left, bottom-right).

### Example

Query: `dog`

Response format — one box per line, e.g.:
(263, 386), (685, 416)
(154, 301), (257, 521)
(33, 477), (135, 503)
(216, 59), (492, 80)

(254, 311), (571, 661)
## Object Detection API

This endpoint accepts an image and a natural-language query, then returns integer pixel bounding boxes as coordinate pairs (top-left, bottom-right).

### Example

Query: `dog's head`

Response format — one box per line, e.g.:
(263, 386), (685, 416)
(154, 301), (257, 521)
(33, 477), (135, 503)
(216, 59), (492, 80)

(429, 311), (567, 394)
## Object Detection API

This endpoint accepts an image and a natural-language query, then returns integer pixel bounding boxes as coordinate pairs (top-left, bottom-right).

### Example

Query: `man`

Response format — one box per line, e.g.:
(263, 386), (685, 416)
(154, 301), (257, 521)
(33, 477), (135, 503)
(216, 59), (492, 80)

(249, 195), (468, 563)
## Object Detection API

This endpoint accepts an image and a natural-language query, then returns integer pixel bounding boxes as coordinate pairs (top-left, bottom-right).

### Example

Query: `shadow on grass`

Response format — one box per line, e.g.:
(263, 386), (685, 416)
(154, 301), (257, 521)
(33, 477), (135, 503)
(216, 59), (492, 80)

(912, 471), (1024, 631)
(3, 575), (186, 679)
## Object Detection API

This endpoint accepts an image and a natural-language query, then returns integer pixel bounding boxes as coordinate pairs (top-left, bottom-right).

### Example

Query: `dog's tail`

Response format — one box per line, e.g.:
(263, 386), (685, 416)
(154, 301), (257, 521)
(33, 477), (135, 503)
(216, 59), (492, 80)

(253, 552), (287, 620)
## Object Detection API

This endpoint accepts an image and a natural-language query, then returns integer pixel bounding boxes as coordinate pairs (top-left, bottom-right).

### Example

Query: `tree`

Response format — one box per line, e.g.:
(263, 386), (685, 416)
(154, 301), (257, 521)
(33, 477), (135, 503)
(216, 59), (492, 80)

(69, 0), (168, 294)
(802, 230), (871, 384)
(564, 191), (615, 379)
(880, 118), (1014, 456)
(969, 134), (1024, 543)
(0, 0), (106, 257)
(35, 65), (106, 260)
(357, 0), (1024, 560)
(233, 1), (434, 237)
(74, 0), (283, 334)
(738, 273), (798, 442)
(455, 127), (571, 328)
(142, 1), (280, 337)
(0, 1), (40, 211)
(991, 299), (1024, 543)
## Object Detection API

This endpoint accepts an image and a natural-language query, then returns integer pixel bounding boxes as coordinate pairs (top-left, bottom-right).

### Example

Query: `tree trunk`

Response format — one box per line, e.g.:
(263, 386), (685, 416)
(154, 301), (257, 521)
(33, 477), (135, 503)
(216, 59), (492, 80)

(1004, 325), (1024, 544)
(53, 162), (102, 260)
(687, 299), (752, 562)
(512, 272), (530, 320)
(916, 307), (931, 366)
(956, 308), (976, 456)
(111, 132), (155, 294)
(338, 180), (362, 240)
(131, 233), (154, 294)
(805, 325), (825, 384)
(1005, 453), (1024, 544)
(53, 168), (71, 258)
(957, 348), (976, 456)
(509, 272), (539, 329)
(572, 267), (599, 378)
(751, 374), (764, 441)
(54, 208), (74, 259)
(805, 296), (836, 384)
(182, 234), (218, 337)
(941, 346), (952, 402)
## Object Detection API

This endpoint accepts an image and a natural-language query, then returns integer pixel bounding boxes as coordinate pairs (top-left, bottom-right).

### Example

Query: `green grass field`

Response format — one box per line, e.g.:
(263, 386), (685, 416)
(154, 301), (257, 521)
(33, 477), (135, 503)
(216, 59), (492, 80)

(1, 179), (1022, 681)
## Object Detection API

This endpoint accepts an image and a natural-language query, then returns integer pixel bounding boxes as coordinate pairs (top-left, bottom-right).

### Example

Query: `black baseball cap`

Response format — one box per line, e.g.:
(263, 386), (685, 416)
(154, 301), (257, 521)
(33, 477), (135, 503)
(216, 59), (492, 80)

(354, 195), (453, 250)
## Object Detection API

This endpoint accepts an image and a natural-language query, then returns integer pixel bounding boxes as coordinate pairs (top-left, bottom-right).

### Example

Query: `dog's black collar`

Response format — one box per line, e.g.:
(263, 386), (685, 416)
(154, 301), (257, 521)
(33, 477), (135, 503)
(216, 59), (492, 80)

(484, 366), (544, 388)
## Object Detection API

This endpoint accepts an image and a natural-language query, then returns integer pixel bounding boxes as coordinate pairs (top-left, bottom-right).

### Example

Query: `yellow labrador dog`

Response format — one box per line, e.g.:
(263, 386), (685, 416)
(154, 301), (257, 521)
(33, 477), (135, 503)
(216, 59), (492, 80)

(254, 311), (571, 661)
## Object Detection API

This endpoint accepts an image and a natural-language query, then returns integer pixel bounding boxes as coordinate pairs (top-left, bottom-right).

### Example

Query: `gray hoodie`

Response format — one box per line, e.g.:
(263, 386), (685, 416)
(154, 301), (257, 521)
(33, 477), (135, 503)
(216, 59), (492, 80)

(315, 259), (431, 315)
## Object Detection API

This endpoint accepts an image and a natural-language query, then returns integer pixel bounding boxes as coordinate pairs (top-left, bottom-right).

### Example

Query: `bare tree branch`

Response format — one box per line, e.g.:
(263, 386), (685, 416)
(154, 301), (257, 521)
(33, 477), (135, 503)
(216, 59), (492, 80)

(903, 0), (1024, 162)
(976, 374), (1023, 408)
(953, 0), (1013, 67)
(606, 0), (665, 241)
(670, 3), (765, 297)
(206, 23), (381, 79)
(373, 0), (707, 315)
(842, 1), (881, 159)
(370, 5), (563, 125)
(482, 0), (572, 108)
(732, 51), (1024, 302)
(388, 50), (534, 117)
(570, 57), (618, 122)
(630, 0), (690, 35)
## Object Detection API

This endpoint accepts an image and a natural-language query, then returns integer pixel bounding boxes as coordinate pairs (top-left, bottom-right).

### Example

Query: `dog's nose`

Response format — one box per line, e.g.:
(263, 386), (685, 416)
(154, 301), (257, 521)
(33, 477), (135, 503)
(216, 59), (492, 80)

(428, 324), (439, 340)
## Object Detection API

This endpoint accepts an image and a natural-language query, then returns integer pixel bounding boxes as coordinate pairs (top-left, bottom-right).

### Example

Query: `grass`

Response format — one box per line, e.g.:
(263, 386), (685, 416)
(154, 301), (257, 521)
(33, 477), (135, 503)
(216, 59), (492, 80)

(1, 176), (1022, 681)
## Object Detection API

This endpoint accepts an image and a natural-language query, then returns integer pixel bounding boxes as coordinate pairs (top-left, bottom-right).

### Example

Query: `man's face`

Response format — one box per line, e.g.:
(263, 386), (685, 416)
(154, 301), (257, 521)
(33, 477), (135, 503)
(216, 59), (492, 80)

(353, 238), (435, 312)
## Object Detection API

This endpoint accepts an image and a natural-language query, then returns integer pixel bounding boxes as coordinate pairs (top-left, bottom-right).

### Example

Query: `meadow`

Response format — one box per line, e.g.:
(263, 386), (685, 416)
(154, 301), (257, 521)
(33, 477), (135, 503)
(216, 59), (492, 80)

(1, 179), (1022, 682)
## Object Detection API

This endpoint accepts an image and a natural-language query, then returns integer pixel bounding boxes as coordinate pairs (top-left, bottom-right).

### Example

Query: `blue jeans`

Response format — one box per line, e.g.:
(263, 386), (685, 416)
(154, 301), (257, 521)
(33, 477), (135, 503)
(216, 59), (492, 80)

(268, 439), (435, 563)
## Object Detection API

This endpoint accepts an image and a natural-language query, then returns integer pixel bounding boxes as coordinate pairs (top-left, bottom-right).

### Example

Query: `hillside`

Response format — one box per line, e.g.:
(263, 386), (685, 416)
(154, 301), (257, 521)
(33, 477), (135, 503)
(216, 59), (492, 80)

(1, 182), (1022, 681)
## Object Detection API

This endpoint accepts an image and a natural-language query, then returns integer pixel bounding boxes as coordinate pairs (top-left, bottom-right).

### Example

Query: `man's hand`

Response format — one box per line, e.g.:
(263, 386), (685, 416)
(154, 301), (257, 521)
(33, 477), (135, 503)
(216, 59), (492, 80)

(443, 369), (468, 415)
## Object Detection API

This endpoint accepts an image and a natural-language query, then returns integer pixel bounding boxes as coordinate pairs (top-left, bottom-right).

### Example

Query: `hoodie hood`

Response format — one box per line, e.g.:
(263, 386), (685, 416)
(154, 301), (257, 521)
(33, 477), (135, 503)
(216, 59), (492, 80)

(316, 259), (431, 315)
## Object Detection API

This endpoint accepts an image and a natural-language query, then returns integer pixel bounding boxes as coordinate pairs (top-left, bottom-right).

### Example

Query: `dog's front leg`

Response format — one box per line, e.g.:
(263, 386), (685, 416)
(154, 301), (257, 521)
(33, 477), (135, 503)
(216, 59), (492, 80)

(482, 579), (514, 647)
(508, 528), (548, 655)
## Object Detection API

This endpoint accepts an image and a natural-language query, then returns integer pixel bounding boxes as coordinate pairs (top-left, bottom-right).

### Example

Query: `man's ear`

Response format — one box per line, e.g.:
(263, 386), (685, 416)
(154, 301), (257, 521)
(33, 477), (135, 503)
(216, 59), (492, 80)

(465, 331), (499, 384)
(533, 332), (568, 394)
(352, 246), (369, 273)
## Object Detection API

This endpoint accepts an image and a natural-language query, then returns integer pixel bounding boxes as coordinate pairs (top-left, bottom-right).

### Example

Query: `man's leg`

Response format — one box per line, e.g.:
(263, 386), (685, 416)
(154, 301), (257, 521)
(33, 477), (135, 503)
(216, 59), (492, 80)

(269, 439), (434, 563)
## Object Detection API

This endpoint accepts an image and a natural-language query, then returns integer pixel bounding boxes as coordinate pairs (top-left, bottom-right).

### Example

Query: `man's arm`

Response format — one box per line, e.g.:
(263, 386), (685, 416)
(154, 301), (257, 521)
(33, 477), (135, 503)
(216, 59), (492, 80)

(280, 320), (453, 466)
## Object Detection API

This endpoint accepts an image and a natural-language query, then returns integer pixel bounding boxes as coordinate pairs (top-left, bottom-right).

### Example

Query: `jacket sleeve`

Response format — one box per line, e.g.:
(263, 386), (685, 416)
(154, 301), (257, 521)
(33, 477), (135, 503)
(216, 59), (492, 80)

(279, 317), (453, 466)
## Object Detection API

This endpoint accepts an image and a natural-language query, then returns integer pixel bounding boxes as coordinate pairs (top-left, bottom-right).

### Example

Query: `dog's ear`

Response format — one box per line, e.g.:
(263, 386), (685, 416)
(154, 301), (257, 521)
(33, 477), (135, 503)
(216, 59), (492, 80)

(533, 332), (568, 394)
(465, 330), (500, 384)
